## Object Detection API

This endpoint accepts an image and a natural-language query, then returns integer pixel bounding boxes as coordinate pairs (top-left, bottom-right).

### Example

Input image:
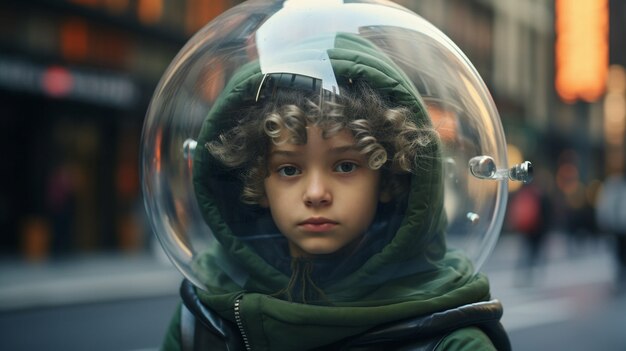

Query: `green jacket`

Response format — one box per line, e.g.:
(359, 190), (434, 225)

(162, 33), (508, 351)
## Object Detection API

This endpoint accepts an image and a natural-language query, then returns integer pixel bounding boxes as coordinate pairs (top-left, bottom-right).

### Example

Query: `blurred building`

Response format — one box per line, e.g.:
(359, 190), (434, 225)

(0, 0), (243, 259)
(412, 0), (618, 235)
(404, 0), (557, 192)
(0, 0), (620, 260)
(404, 0), (554, 130)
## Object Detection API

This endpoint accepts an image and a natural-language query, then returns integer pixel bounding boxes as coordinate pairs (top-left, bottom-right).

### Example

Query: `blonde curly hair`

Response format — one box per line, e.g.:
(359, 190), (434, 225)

(206, 82), (436, 204)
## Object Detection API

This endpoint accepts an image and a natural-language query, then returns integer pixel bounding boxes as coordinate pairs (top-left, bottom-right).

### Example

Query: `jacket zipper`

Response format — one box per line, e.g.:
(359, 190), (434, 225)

(234, 296), (252, 351)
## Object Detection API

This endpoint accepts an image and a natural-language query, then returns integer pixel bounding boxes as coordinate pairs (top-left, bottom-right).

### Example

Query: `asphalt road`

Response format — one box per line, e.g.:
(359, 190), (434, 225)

(0, 295), (178, 351)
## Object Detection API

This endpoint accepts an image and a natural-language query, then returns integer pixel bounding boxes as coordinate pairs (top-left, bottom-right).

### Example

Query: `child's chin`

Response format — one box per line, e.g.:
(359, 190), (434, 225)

(294, 243), (341, 257)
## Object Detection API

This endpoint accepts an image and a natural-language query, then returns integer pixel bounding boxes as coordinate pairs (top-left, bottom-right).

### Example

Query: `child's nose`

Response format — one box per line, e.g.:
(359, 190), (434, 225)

(303, 172), (332, 207)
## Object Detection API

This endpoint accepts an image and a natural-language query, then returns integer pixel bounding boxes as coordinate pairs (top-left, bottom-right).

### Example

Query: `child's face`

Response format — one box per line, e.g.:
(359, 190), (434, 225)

(262, 125), (386, 257)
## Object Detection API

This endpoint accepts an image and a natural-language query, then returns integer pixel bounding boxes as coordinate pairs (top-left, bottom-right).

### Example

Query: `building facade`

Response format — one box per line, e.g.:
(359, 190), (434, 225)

(0, 0), (243, 259)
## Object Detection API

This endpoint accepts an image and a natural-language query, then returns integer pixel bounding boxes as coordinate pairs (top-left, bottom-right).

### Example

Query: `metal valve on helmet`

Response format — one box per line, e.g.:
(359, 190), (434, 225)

(469, 155), (533, 183)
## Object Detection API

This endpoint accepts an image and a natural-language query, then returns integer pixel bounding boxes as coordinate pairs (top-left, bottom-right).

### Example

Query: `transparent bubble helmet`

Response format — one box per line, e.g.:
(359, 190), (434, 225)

(141, 0), (529, 293)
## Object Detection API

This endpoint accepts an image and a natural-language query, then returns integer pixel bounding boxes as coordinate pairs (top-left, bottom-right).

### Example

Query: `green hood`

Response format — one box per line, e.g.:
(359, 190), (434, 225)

(190, 33), (489, 350)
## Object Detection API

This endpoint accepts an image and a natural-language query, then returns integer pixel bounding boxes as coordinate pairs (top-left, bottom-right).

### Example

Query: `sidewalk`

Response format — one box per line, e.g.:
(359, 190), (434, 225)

(0, 248), (181, 311)
(486, 230), (617, 332)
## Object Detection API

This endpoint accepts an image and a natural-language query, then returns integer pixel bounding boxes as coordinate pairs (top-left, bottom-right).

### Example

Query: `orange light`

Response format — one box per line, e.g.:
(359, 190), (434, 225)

(138, 0), (163, 24)
(61, 18), (89, 61)
(155, 128), (162, 174)
(555, 0), (608, 103)
(199, 58), (226, 103)
(426, 103), (457, 141)
(507, 144), (524, 193)
(186, 0), (228, 33)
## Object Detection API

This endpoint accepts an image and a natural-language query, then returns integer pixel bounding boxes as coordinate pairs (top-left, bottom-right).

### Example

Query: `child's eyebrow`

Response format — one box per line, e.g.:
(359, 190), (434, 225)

(328, 145), (360, 154)
(268, 145), (360, 158)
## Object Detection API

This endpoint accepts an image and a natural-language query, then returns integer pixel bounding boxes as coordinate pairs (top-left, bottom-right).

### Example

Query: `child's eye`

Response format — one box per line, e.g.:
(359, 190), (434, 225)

(334, 161), (358, 173)
(277, 165), (301, 177)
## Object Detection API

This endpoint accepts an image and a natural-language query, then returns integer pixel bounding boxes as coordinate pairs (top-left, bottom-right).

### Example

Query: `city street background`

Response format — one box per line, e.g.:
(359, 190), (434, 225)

(2, 0), (626, 350)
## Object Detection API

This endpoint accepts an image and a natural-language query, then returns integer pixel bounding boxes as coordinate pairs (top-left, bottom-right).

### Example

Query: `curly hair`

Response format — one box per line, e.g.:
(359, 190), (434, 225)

(206, 82), (437, 204)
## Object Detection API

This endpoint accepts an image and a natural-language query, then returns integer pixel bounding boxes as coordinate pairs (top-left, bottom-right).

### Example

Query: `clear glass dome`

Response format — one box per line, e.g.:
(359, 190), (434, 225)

(141, 0), (523, 296)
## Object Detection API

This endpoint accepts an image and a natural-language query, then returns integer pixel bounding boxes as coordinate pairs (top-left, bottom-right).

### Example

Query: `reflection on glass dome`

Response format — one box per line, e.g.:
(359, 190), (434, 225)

(141, 0), (523, 298)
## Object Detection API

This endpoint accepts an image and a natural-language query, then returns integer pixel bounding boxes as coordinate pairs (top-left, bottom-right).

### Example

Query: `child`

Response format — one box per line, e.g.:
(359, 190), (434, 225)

(162, 34), (510, 351)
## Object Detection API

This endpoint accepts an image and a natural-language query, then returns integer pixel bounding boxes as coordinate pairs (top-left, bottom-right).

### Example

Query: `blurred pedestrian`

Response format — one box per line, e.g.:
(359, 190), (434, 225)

(508, 174), (553, 285)
(595, 175), (626, 292)
(46, 159), (78, 255)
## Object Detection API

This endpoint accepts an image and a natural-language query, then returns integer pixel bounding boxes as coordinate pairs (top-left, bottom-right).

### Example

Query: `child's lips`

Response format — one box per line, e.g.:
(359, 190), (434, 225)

(298, 217), (338, 232)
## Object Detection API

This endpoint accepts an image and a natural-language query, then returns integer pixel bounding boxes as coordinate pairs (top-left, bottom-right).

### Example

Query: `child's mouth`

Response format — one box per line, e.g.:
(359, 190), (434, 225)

(298, 217), (338, 232)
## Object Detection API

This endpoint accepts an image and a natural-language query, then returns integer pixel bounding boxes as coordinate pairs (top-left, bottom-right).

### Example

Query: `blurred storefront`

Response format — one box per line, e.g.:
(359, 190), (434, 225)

(0, 0), (242, 260)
